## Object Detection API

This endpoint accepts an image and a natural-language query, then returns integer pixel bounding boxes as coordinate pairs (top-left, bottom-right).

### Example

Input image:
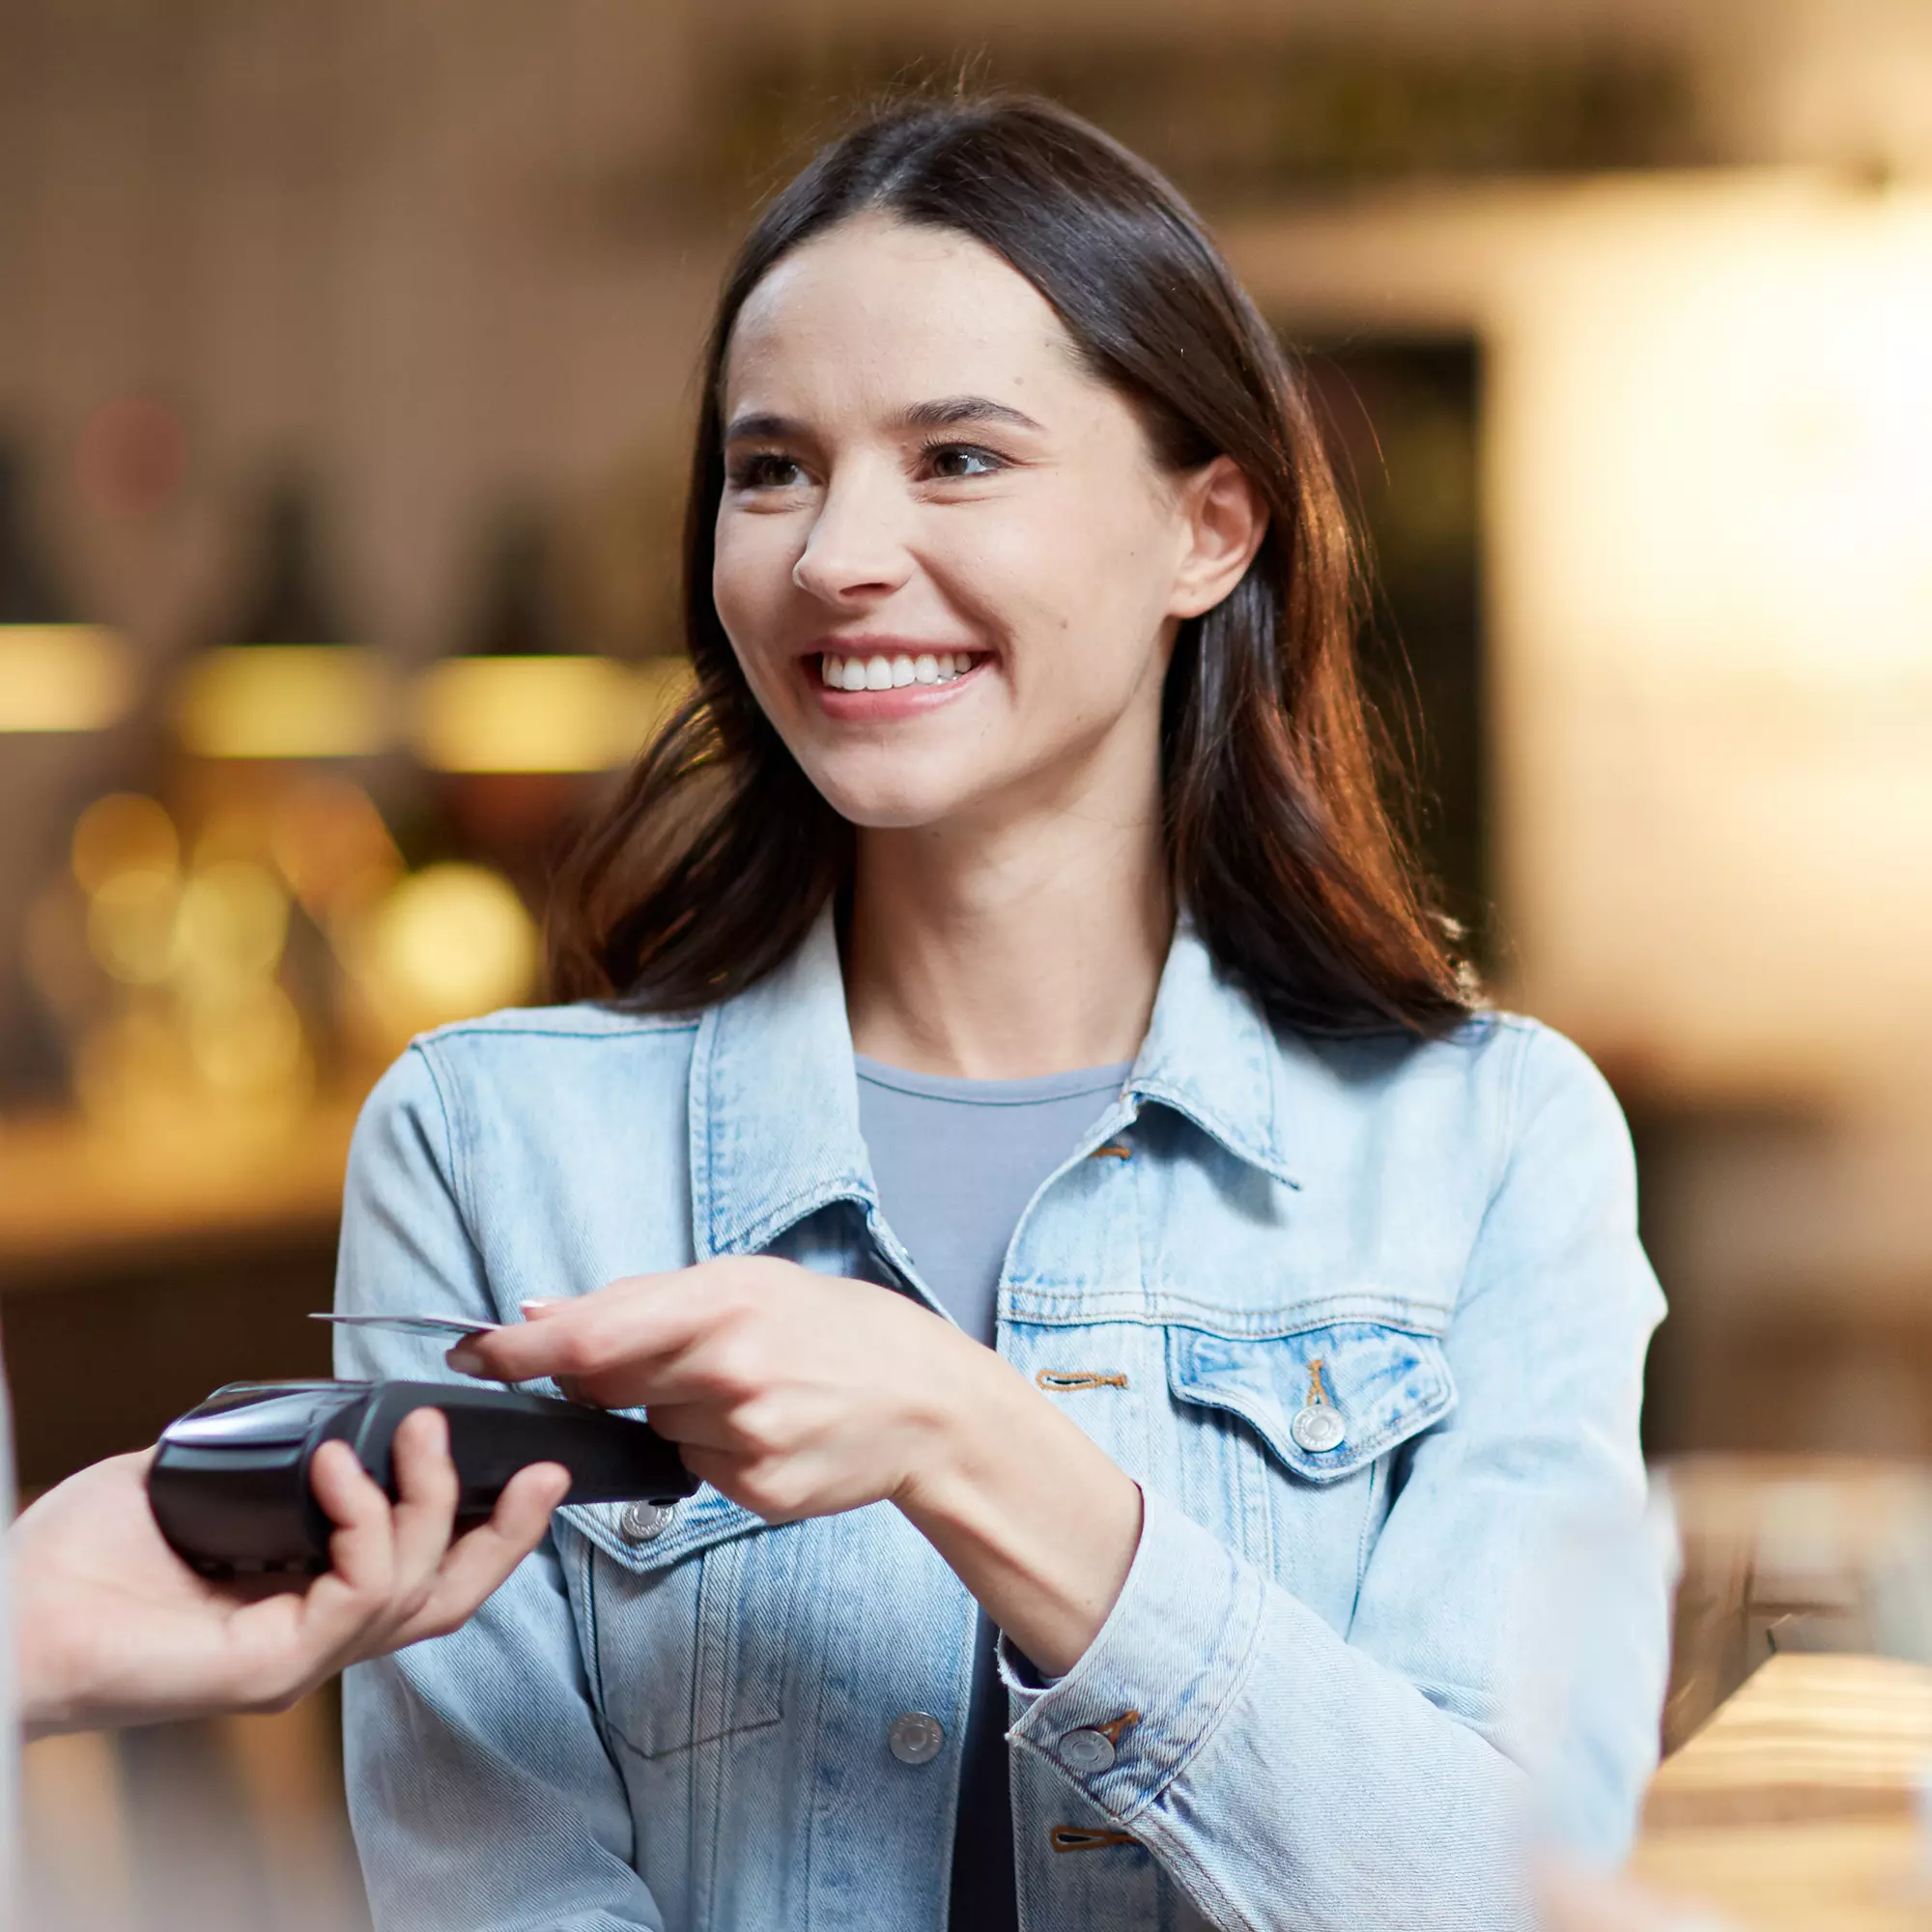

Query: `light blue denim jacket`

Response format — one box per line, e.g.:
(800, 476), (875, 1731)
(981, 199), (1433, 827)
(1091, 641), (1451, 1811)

(335, 913), (1667, 1931)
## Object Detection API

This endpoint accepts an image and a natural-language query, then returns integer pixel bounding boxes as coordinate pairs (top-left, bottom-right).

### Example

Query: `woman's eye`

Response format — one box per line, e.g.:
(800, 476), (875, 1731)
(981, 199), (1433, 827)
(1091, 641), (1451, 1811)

(923, 443), (1006, 481)
(728, 452), (808, 490)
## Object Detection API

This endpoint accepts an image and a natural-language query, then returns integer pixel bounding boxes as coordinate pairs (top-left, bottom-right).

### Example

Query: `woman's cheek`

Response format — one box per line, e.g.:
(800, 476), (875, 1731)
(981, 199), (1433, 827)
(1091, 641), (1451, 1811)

(714, 525), (801, 696)
(925, 511), (1075, 663)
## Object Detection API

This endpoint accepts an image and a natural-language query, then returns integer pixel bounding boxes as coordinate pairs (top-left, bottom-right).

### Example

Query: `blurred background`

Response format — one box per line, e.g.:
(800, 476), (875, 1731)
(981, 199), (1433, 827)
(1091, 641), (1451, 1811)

(3, 0), (1929, 1924)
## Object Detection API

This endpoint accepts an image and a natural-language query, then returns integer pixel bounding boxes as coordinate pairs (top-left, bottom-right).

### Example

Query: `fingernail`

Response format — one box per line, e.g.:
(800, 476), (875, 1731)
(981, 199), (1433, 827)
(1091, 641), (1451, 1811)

(446, 1342), (483, 1375)
(520, 1299), (555, 1317)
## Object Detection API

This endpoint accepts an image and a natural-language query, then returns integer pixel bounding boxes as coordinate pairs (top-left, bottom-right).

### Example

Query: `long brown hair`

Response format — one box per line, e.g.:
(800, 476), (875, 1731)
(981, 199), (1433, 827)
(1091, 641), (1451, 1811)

(551, 94), (1473, 1037)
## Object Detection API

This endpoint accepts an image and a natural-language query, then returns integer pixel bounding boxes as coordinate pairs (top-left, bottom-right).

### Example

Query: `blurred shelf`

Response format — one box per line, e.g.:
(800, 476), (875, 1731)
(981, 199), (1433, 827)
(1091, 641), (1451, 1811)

(0, 1099), (364, 1287)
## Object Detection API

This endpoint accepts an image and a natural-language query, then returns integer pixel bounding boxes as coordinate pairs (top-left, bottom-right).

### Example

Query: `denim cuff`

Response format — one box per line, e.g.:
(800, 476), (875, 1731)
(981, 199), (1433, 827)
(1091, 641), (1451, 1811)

(995, 1487), (1267, 1821)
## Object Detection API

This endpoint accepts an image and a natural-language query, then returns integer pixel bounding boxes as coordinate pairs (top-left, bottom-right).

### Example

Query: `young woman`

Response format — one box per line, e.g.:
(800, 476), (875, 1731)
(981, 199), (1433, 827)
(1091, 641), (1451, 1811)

(335, 95), (1666, 1932)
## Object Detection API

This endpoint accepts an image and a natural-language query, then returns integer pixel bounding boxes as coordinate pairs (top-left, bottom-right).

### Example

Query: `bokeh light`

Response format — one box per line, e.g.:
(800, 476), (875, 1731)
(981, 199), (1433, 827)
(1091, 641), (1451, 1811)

(71, 793), (180, 894)
(336, 862), (540, 1052)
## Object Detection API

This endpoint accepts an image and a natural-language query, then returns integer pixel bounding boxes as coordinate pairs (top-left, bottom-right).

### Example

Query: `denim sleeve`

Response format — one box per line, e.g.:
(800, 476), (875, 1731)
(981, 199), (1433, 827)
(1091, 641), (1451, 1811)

(335, 1046), (661, 1932)
(998, 1025), (1668, 1932)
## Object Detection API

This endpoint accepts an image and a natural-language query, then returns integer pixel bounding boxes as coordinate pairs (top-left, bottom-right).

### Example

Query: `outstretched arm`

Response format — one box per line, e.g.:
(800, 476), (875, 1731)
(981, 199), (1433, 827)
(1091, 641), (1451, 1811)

(13, 1406), (568, 1738)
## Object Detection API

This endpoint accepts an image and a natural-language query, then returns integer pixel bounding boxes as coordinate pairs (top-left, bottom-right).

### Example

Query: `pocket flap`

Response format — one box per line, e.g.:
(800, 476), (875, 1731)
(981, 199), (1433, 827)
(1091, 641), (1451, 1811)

(1167, 1321), (1456, 1482)
(558, 1484), (768, 1574)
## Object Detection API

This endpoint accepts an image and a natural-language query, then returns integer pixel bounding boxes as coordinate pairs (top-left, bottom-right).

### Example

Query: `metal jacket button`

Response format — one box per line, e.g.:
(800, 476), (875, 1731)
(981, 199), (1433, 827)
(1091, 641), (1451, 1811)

(1290, 1405), (1347, 1453)
(618, 1500), (674, 1544)
(889, 1711), (945, 1765)
(1059, 1727), (1117, 1775)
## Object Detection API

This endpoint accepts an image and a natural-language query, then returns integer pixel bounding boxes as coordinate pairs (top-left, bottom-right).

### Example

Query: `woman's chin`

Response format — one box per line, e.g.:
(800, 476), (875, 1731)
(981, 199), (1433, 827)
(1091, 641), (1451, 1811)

(813, 772), (999, 836)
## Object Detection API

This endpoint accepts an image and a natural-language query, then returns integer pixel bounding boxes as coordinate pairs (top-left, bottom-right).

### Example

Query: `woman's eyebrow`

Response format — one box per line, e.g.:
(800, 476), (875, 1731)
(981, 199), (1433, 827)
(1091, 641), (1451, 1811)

(722, 396), (1046, 442)
(900, 395), (1045, 434)
(724, 411), (804, 442)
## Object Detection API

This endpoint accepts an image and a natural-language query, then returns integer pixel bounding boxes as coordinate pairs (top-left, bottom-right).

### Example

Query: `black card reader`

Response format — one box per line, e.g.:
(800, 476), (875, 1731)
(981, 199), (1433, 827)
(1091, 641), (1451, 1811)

(148, 1379), (698, 1577)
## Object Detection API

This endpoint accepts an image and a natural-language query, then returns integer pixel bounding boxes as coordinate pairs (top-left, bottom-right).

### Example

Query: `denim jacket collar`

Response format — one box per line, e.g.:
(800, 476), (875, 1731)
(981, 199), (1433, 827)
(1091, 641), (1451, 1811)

(1126, 917), (1300, 1190)
(689, 906), (1297, 1259)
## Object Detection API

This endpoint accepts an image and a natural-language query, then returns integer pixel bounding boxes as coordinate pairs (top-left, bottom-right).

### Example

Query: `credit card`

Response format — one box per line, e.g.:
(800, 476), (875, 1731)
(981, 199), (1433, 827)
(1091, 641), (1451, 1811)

(311, 1312), (503, 1341)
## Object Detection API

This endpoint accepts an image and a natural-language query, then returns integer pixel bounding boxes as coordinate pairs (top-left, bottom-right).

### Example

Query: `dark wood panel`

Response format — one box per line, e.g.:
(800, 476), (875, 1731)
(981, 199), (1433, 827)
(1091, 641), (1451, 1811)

(2, 1228), (338, 1491)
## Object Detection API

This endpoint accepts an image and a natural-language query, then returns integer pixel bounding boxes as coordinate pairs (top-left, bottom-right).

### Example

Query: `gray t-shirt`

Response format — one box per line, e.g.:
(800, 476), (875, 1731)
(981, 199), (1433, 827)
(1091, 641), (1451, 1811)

(854, 1055), (1130, 1344)
(853, 1053), (1129, 1932)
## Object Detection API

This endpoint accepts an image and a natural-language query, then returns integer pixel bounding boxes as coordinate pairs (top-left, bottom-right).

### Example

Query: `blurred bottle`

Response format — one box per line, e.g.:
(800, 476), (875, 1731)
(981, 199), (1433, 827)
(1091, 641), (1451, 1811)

(0, 436), (68, 623)
(172, 470), (391, 764)
(0, 432), (140, 1104)
(410, 501), (590, 907)
(0, 432), (135, 737)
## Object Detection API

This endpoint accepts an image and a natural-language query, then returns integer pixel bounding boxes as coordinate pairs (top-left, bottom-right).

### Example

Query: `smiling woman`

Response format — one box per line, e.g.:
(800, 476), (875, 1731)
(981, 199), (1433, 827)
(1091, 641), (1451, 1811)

(335, 93), (1667, 1932)
(550, 101), (1469, 1040)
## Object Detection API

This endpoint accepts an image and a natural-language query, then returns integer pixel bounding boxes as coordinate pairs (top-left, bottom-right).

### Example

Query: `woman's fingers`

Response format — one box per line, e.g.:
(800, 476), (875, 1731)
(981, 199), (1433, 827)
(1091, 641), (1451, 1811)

(391, 1462), (572, 1645)
(445, 1270), (713, 1392)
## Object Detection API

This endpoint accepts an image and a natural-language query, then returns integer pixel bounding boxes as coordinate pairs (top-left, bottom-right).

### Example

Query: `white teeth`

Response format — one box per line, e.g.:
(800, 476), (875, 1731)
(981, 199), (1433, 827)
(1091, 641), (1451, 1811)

(820, 649), (978, 691)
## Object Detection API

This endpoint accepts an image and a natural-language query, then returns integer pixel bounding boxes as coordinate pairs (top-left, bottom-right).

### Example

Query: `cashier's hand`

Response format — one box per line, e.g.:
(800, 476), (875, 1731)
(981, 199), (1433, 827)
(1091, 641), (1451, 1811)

(12, 1407), (572, 1738)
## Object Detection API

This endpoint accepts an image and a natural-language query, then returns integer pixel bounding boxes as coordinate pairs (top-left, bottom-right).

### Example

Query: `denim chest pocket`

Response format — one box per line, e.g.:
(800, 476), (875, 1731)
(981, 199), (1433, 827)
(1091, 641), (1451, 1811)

(1166, 1320), (1457, 1483)
(560, 1490), (797, 1761)
(1159, 1319), (1457, 1619)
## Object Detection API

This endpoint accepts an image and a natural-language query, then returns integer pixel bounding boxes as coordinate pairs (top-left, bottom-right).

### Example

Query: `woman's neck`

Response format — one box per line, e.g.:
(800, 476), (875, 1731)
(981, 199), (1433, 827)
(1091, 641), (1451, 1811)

(842, 800), (1172, 1081)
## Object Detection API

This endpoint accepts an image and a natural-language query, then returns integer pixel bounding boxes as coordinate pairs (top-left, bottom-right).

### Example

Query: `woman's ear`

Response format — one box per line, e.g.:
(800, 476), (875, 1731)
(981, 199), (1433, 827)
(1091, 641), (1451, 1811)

(1169, 457), (1268, 619)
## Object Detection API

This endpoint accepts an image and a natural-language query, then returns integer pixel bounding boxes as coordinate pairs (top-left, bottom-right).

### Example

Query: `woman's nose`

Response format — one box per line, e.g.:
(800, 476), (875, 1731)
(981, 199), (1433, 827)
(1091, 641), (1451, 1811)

(790, 471), (914, 605)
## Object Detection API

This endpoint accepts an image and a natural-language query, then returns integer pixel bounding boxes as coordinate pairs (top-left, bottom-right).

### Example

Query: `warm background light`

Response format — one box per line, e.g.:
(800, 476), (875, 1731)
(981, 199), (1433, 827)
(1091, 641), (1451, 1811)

(1487, 179), (1932, 1103)
(334, 860), (540, 1054)
(71, 792), (178, 893)
(411, 653), (693, 773)
(1232, 173), (1932, 1106)
(0, 623), (135, 732)
(172, 644), (394, 760)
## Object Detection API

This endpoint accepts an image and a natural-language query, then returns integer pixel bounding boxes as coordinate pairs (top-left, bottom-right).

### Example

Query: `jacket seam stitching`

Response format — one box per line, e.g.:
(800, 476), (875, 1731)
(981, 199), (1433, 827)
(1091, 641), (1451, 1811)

(1453, 1022), (1536, 1319)
(1004, 1297), (1450, 1337)
(1152, 1559), (1268, 1813)
(1177, 1374), (1455, 1477)
(424, 1017), (701, 1044)
(411, 1040), (476, 1235)
(1352, 1451), (1382, 1610)
(1494, 1024), (1532, 1208)
(1130, 1808), (1263, 1932)
(690, 1009), (719, 1264)
(1115, 1566), (1270, 1930)
(603, 1707), (786, 1763)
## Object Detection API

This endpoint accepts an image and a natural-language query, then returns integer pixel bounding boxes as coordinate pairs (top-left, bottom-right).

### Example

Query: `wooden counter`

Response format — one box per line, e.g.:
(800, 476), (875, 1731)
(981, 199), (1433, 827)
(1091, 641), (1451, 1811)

(0, 1104), (361, 1487)
(1632, 1653), (1932, 1929)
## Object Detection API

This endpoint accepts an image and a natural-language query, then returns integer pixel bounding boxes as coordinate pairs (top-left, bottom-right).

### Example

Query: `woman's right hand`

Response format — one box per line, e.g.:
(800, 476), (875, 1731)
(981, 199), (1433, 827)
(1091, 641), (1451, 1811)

(13, 1406), (572, 1737)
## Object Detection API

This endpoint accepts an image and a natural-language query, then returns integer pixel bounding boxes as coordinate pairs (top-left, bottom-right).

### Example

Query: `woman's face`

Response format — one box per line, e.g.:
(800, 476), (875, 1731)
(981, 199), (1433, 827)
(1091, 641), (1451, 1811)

(712, 213), (1256, 835)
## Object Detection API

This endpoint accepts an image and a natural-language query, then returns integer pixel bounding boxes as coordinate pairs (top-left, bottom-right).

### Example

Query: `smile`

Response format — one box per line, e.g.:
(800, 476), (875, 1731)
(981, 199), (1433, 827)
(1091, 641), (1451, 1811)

(818, 650), (985, 692)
